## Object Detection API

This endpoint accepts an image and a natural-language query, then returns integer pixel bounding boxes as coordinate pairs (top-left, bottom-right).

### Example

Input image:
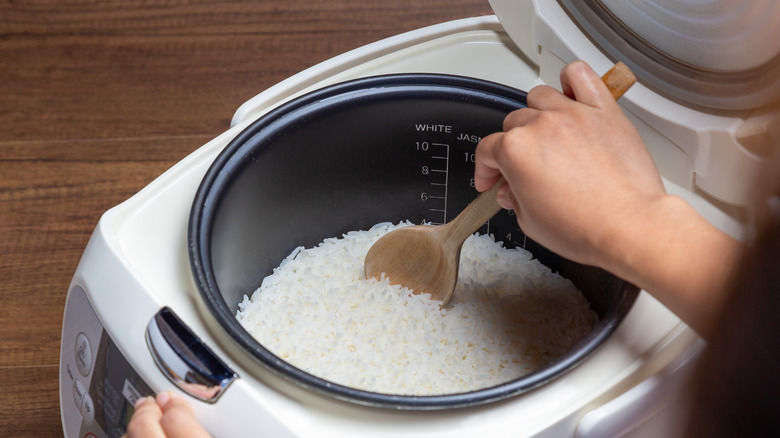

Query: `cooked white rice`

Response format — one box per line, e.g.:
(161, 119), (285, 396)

(236, 221), (598, 396)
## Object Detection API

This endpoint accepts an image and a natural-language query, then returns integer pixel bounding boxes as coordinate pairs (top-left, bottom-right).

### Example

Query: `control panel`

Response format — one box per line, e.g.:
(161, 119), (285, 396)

(60, 286), (154, 438)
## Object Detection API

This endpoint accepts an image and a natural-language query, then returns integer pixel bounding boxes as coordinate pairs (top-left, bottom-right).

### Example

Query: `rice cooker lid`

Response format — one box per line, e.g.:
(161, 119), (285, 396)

(498, 0), (780, 111)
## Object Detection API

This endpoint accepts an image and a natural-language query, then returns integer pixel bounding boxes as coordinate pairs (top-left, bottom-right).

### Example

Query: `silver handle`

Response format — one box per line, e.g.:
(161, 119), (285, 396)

(146, 307), (238, 403)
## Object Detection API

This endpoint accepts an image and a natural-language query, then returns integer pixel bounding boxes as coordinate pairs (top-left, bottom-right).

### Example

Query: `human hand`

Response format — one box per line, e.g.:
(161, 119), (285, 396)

(475, 60), (664, 268)
(124, 391), (212, 438)
(475, 61), (745, 335)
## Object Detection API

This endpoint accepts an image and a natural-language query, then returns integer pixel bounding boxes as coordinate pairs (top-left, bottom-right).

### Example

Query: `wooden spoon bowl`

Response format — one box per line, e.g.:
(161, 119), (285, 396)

(365, 176), (505, 300)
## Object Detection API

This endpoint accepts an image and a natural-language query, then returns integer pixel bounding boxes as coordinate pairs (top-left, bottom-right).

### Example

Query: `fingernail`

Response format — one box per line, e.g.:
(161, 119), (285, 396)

(497, 192), (514, 210)
(156, 391), (172, 408)
(134, 396), (151, 409)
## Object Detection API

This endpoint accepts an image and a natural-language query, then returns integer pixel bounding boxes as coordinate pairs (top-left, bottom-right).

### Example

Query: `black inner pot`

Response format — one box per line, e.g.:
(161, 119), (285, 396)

(189, 74), (639, 409)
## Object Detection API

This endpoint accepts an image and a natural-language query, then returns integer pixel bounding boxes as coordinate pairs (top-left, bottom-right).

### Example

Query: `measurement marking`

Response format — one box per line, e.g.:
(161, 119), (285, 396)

(432, 143), (450, 222)
(419, 141), (450, 224)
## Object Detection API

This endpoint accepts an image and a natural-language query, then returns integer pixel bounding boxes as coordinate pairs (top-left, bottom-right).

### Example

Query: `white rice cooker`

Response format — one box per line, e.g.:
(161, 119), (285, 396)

(59, 1), (780, 437)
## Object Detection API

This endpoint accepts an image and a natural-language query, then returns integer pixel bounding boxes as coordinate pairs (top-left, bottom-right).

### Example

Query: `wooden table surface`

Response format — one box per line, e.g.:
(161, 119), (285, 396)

(0, 1), (494, 435)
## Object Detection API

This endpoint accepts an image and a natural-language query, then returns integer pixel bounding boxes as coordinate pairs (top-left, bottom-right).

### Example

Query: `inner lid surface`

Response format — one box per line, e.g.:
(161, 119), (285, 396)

(601, 0), (780, 72)
(556, 0), (780, 110)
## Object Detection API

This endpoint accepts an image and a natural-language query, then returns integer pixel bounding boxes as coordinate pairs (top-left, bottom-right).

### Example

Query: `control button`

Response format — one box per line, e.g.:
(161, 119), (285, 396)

(81, 393), (95, 424)
(73, 379), (87, 408)
(75, 333), (92, 376)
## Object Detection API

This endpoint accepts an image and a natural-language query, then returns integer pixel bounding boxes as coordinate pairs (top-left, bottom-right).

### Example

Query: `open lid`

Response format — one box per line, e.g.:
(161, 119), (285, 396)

(495, 0), (780, 112)
(559, 0), (780, 112)
(490, 0), (780, 207)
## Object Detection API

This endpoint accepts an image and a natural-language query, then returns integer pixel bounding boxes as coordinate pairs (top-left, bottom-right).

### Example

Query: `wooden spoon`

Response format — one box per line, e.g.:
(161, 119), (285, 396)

(364, 62), (637, 306)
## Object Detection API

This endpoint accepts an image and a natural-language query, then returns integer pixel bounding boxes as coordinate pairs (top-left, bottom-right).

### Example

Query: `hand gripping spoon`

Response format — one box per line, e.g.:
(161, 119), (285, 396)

(364, 62), (637, 306)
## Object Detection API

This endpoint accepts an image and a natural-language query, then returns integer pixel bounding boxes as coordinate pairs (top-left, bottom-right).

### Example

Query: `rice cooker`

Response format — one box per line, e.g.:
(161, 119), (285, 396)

(59, 1), (780, 437)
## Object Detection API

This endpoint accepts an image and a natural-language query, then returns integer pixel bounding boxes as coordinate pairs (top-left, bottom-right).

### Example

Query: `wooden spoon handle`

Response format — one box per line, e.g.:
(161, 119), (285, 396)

(602, 62), (636, 100)
(443, 175), (506, 245)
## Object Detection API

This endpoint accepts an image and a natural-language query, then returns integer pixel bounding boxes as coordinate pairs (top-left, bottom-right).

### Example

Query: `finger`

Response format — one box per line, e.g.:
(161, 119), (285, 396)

(158, 392), (212, 438)
(502, 107), (539, 131)
(526, 84), (571, 111)
(475, 132), (519, 211)
(124, 396), (166, 438)
(474, 132), (505, 192)
(496, 183), (516, 211)
(559, 60), (618, 109)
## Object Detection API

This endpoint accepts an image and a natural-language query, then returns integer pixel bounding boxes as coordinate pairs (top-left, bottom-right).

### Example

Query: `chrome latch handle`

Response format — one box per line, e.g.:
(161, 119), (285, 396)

(145, 307), (238, 403)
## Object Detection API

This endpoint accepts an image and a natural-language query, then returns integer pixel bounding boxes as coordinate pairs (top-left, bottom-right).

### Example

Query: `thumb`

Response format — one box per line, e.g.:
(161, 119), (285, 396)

(157, 392), (212, 438)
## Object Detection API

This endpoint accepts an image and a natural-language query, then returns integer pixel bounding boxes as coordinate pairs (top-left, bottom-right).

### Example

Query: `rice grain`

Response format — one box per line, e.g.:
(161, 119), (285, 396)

(236, 222), (598, 395)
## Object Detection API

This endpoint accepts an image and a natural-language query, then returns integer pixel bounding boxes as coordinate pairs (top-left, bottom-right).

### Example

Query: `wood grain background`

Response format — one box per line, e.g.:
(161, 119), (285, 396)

(0, 1), (494, 435)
